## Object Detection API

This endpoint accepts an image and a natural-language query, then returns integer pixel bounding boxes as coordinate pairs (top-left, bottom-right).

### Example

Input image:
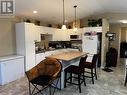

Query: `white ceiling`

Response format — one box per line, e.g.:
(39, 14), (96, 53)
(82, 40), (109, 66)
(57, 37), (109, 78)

(15, 0), (127, 24)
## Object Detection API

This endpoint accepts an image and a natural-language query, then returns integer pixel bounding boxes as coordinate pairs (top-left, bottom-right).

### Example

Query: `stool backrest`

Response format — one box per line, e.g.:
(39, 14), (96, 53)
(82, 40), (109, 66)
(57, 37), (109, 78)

(91, 54), (98, 68)
(79, 55), (87, 69)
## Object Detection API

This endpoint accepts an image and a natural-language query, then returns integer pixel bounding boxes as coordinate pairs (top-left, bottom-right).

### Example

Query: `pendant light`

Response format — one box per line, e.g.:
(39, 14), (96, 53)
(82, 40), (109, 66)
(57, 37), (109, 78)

(73, 5), (77, 31)
(61, 0), (67, 30)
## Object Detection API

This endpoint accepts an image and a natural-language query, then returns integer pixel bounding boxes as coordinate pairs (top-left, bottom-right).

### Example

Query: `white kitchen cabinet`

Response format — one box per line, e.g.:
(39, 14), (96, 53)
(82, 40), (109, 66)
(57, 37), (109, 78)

(35, 53), (45, 65)
(53, 29), (70, 41)
(0, 55), (24, 85)
(16, 22), (36, 71)
(83, 27), (102, 33)
(41, 26), (56, 34)
(52, 29), (61, 41)
(34, 25), (41, 42)
(68, 29), (82, 40)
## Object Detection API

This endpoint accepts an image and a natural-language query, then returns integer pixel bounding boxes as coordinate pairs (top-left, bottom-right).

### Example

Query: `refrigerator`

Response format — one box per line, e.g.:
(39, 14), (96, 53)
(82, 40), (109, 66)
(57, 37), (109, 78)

(82, 27), (102, 67)
(82, 32), (99, 54)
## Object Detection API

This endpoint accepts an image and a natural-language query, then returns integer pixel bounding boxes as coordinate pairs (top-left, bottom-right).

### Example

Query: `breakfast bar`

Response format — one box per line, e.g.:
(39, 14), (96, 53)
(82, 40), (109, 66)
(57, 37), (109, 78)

(47, 51), (87, 89)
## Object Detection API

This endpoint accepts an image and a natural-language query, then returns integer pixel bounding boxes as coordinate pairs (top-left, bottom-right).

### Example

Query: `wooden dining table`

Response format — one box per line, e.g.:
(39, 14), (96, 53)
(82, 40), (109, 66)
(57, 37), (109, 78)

(47, 51), (87, 89)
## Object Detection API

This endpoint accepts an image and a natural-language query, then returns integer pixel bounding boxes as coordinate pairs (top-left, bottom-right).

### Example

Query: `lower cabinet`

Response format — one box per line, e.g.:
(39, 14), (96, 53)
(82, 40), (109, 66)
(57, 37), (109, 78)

(35, 53), (45, 65)
(0, 55), (24, 85)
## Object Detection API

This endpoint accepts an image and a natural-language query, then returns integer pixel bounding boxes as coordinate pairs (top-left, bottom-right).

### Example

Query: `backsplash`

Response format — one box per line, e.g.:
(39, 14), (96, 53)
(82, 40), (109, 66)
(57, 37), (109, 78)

(35, 40), (82, 53)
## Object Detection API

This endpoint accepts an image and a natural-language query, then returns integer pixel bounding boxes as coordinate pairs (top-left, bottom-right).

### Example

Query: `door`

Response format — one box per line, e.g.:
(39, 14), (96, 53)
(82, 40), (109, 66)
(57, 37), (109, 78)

(97, 33), (102, 67)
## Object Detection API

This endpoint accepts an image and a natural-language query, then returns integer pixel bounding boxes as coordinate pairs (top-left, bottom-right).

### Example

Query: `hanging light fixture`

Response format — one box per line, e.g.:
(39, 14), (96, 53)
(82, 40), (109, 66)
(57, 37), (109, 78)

(61, 0), (67, 30)
(73, 5), (77, 31)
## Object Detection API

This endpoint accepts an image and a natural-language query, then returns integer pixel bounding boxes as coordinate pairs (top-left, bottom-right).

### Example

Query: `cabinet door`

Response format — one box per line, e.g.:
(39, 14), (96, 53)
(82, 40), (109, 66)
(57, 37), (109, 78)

(41, 26), (53, 34)
(61, 30), (70, 41)
(35, 53), (45, 65)
(25, 23), (35, 42)
(53, 29), (70, 41)
(34, 26), (41, 42)
(53, 29), (61, 41)
(0, 58), (24, 85)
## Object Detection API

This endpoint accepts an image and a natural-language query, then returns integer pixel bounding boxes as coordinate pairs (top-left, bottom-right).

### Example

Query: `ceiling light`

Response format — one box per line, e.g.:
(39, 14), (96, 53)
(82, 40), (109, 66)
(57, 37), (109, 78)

(119, 20), (127, 24)
(73, 5), (77, 31)
(33, 10), (37, 14)
(61, 0), (67, 30)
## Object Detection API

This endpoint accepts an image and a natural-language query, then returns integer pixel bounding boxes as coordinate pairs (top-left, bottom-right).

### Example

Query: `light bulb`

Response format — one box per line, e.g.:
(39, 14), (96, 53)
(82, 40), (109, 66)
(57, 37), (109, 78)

(61, 25), (67, 30)
(73, 27), (77, 31)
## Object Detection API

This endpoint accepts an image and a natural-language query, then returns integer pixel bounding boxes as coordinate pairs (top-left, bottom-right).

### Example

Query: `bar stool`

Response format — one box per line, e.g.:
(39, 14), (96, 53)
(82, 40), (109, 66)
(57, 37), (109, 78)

(84, 54), (98, 84)
(64, 56), (87, 93)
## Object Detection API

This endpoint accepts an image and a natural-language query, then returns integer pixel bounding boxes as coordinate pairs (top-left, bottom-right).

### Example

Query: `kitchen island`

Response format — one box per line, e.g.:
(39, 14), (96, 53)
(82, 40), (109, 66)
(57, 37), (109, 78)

(47, 51), (87, 89)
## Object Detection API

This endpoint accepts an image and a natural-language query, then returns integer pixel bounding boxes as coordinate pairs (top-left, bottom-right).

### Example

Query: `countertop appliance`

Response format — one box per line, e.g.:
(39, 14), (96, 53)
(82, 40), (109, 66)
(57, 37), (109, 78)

(70, 35), (81, 40)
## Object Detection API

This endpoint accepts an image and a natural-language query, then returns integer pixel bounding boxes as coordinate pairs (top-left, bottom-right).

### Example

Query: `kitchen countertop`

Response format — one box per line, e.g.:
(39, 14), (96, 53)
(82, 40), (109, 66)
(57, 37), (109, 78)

(46, 51), (87, 61)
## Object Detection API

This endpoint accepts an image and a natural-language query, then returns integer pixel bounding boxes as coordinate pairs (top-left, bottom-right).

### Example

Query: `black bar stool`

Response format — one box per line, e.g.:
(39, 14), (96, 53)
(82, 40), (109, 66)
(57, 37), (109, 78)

(64, 56), (87, 93)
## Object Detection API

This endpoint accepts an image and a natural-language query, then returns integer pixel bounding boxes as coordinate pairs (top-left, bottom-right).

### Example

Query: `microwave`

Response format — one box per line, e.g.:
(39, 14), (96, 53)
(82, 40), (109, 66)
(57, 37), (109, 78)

(70, 35), (81, 40)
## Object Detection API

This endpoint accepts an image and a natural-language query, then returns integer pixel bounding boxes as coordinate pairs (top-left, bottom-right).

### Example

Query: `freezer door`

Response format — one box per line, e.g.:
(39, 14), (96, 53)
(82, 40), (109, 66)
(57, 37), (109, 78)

(82, 35), (98, 54)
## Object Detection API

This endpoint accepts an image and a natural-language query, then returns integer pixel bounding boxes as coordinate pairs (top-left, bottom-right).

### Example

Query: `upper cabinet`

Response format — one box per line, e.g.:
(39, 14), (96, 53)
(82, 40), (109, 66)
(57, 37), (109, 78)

(41, 26), (56, 34)
(23, 23), (35, 42)
(83, 27), (102, 33)
(16, 22), (41, 42)
(34, 25), (41, 42)
(68, 29), (82, 35)
(52, 29), (70, 41)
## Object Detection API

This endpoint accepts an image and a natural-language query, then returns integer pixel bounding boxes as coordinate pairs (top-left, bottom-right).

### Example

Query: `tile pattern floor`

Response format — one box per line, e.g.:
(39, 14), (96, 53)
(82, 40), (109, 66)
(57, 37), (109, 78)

(0, 59), (127, 95)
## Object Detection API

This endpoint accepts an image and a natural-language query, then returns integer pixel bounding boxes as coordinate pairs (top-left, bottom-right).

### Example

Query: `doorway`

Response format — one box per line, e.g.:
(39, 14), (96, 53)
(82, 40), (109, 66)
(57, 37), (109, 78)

(97, 33), (102, 67)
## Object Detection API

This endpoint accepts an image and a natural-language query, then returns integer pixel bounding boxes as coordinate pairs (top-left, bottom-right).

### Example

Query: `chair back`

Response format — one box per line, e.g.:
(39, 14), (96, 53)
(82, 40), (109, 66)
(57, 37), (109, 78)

(79, 55), (87, 69)
(91, 54), (98, 68)
(25, 58), (62, 81)
(25, 66), (39, 81)
(37, 58), (62, 79)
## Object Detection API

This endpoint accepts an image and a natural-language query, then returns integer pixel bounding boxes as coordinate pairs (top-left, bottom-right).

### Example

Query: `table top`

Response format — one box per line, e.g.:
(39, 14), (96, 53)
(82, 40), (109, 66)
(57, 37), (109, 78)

(47, 51), (87, 61)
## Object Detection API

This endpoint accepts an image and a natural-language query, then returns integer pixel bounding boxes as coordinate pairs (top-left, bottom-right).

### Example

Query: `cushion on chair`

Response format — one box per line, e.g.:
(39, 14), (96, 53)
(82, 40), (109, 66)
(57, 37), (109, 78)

(84, 62), (93, 69)
(64, 65), (84, 74)
(30, 75), (52, 86)
(37, 58), (61, 78)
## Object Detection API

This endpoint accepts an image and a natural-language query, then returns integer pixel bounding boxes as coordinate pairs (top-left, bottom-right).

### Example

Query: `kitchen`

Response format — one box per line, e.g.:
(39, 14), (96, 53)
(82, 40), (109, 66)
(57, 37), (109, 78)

(0, 0), (127, 95)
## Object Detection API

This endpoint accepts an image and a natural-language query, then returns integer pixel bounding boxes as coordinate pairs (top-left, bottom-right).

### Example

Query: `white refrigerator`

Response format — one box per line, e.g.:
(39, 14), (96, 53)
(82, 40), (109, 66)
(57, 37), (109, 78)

(82, 34), (98, 54)
(82, 27), (102, 54)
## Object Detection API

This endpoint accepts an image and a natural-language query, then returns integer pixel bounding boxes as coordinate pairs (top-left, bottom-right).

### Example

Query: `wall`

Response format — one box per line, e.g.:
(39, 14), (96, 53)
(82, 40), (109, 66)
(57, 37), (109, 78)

(0, 18), (20, 56)
(121, 27), (127, 42)
(101, 19), (109, 67)
(109, 24), (121, 55)
(0, 17), (55, 57)
(109, 24), (127, 60)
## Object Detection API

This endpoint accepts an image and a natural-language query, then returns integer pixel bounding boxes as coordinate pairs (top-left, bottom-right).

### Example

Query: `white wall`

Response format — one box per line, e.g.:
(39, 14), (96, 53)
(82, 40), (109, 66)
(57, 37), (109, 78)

(0, 19), (19, 56)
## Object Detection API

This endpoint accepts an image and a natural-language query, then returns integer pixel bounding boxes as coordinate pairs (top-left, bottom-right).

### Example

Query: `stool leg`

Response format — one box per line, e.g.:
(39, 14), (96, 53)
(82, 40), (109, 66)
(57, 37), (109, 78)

(78, 74), (81, 93)
(83, 72), (86, 86)
(95, 67), (97, 80)
(70, 73), (72, 83)
(124, 73), (127, 86)
(91, 69), (94, 84)
(64, 72), (67, 88)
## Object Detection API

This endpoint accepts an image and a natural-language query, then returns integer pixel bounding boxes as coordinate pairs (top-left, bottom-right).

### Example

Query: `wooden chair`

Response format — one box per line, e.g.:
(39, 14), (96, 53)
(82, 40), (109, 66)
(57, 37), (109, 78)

(25, 58), (62, 95)
(84, 54), (98, 84)
(64, 55), (87, 93)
